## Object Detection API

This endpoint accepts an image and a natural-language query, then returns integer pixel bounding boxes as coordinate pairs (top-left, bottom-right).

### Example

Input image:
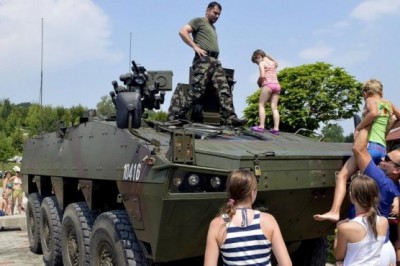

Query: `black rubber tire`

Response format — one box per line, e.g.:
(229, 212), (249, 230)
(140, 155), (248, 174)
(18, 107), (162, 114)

(291, 237), (328, 266)
(89, 210), (148, 266)
(40, 196), (63, 266)
(26, 192), (43, 254)
(61, 202), (97, 266)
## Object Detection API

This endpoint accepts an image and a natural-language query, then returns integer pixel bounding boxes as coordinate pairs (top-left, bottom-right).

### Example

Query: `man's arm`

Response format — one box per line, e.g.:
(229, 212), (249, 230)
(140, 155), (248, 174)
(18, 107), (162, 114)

(352, 127), (372, 172)
(178, 24), (206, 57)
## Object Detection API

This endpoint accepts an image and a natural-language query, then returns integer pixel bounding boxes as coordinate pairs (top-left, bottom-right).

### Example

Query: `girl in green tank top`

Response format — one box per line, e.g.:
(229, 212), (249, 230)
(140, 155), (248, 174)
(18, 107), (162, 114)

(314, 79), (400, 223)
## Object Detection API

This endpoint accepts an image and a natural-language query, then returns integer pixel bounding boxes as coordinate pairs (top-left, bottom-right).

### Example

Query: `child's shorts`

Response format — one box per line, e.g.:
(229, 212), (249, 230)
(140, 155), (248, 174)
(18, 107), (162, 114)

(262, 82), (281, 94)
(367, 141), (387, 164)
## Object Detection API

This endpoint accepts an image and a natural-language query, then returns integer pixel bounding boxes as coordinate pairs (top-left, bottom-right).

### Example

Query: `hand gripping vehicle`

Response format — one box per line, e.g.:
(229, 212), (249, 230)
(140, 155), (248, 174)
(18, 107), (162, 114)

(22, 60), (352, 265)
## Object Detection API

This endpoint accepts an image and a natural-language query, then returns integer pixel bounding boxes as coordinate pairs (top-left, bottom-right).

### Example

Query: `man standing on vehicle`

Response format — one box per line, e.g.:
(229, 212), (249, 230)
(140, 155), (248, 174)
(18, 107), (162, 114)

(352, 127), (400, 265)
(168, 2), (247, 127)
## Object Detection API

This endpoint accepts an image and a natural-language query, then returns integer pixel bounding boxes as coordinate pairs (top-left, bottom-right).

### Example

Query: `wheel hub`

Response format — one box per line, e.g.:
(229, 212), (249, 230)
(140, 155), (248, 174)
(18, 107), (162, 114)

(99, 242), (115, 266)
(67, 229), (79, 265)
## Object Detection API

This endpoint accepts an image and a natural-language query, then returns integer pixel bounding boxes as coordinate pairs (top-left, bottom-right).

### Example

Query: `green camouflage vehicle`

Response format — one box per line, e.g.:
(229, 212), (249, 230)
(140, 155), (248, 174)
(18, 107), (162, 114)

(22, 60), (351, 265)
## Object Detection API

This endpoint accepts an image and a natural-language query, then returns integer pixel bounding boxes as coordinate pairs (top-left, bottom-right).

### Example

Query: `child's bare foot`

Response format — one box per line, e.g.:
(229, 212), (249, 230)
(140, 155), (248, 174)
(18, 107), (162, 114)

(313, 211), (339, 222)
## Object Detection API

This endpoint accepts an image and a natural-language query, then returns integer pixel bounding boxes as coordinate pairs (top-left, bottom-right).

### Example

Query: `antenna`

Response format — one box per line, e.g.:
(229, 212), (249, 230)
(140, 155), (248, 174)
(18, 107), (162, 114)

(40, 18), (44, 108)
(40, 18), (44, 132)
(129, 32), (132, 72)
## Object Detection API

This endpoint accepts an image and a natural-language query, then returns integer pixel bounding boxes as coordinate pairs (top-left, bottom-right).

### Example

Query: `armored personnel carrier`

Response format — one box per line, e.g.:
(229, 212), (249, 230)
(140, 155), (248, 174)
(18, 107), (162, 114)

(22, 60), (352, 265)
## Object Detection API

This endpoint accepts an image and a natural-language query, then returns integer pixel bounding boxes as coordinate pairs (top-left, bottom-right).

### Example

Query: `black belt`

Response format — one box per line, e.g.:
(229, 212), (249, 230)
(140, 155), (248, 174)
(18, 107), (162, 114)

(206, 51), (219, 58)
(194, 51), (219, 60)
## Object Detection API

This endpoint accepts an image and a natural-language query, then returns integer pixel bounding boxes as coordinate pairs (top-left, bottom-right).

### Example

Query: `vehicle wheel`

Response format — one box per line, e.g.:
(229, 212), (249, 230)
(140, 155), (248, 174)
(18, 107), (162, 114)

(61, 202), (97, 266)
(291, 237), (328, 266)
(89, 210), (148, 266)
(40, 196), (63, 265)
(26, 192), (43, 254)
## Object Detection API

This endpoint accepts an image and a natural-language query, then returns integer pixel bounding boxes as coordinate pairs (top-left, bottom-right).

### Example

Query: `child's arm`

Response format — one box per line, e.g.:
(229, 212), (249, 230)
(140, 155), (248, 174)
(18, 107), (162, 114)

(386, 101), (400, 133)
(355, 97), (378, 132)
(257, 61), (266, 87)
(391, 102), (400, 120)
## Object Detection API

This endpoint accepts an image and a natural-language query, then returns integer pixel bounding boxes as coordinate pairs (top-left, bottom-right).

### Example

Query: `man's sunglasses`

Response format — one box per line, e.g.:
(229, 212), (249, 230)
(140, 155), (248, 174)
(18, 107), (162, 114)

(383, 155), (400, 168)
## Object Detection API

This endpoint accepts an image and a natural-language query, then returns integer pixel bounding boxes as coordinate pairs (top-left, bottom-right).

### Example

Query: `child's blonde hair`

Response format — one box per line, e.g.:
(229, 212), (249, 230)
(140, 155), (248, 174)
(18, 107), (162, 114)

(363, 79), (383, 97)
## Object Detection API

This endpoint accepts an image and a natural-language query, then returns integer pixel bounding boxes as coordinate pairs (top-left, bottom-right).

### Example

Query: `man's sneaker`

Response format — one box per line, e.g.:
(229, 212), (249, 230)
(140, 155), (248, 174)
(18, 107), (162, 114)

(250, 126), (265, 133)
(269, 129), (280, 135)
(230, 116), (248, 127)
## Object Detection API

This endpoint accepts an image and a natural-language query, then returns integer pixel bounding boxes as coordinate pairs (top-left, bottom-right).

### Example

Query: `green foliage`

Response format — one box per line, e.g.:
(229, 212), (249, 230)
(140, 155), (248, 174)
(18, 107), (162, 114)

(0, 99), (89, 161)
(0, 131), (14, 163)
(145, 110), (168, 121)
(10, 128), (25, 153)
(70, 105), (87, 125)
(321, 123), (345, 142)
(25, 104), (59, 135)
(244, 62), (363, 132)
(96, 95), (115, 118)
(344, 133), (354, 143)
(327, 234), (336, 264)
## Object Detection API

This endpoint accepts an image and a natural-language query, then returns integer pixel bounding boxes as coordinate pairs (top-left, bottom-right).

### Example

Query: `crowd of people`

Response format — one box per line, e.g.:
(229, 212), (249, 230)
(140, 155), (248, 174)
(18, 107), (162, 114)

(167, 2), (400, 265)
(0, 165), (24, 216)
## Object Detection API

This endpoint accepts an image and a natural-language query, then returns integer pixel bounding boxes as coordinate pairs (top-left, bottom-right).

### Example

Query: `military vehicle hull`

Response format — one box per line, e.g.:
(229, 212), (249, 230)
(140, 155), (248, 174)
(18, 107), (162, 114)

(22, 118), (352, 264)
(22, 60), (352, 265)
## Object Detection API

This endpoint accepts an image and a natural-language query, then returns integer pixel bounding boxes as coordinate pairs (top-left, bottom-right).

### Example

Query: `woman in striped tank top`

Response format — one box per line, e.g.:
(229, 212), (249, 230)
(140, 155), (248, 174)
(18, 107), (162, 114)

(204, 169), (292, 266)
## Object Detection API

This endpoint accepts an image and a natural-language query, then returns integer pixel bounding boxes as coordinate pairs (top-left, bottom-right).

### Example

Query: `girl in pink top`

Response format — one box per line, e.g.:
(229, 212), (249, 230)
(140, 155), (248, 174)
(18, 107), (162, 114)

(250, 49), (281, 135)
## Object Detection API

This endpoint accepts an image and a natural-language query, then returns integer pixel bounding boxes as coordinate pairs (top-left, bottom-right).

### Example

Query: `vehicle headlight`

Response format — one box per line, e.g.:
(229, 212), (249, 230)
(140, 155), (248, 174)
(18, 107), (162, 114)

(173, 176), (183, 187)
(210, 176), (221, 189)
(188, 174), (200, 186)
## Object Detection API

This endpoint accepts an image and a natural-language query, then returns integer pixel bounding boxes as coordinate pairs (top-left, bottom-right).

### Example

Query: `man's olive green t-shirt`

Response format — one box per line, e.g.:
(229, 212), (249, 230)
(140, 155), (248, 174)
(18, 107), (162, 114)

(188, 17), (219, 53)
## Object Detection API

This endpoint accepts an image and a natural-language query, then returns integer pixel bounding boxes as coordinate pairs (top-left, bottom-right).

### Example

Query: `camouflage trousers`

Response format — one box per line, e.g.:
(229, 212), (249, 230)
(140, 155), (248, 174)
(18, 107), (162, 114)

(168, 56), (236, 121)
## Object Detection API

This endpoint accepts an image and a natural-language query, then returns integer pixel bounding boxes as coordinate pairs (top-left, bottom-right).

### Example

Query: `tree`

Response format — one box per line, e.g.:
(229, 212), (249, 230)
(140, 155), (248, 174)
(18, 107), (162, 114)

(244, 62), (363, 132)
(321, 123), (345, 142)
(0, 98), (12, 120)
(344, 133), (354, 143)
(0, 98), (12, 132)
(10, 127), (25, 153)
(0, 131), (14, 163)
(96, 95), (115, 118)
(69, 105), (87, 125)
(3, 108), (23, 134)
(25, 104), (59, 135)
(144, 110), (168, 121)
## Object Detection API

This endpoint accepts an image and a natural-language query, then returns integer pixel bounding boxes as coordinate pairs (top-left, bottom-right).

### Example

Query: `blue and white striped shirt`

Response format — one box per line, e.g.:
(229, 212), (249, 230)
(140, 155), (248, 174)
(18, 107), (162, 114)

(220, 211), (272, 266)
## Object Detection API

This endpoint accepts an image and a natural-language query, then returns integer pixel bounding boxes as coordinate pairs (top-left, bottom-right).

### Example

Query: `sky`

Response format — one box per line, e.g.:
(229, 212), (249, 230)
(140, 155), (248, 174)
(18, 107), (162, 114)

(1, 0), (400, 135)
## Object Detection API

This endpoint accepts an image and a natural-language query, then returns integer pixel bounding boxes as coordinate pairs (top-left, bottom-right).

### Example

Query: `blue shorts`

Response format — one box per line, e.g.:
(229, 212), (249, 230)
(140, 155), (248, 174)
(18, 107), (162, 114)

(367, 141), (386, 164)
